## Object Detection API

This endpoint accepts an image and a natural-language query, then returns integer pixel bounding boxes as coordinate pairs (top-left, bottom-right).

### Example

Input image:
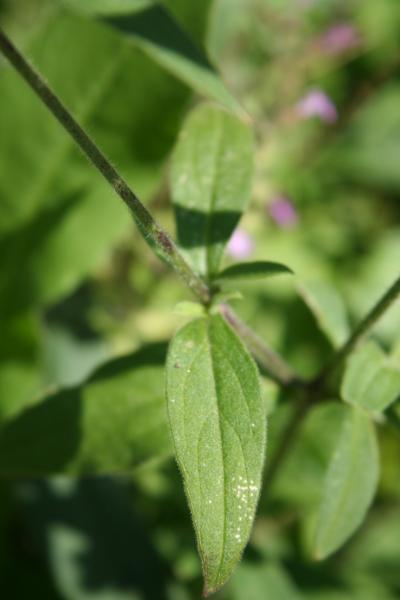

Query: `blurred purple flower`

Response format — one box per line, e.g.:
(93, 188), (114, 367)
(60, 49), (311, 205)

(321, 23), (361, 55)
(268, 197), (298, 228)
(296, 89), (338, 124)
(227, 229), (254, 259)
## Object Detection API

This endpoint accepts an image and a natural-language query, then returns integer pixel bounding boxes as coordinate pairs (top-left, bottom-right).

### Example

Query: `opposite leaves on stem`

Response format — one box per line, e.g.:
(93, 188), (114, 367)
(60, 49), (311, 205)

(166, 314), (266, 595)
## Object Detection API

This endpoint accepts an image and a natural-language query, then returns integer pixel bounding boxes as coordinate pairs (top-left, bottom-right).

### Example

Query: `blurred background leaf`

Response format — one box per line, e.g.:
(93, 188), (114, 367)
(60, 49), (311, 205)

(0, 344), (171, 477)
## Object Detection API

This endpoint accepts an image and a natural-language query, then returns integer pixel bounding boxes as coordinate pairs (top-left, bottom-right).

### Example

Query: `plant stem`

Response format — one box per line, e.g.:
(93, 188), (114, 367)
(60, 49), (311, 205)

(317, 273), (400, 384)
(220, 304), (302, 387)
(0, 27), (211, 305)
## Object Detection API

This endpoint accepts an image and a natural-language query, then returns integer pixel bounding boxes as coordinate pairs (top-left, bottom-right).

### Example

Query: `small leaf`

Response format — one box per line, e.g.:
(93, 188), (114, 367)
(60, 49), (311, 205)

(171, 103), (254, 279)
(342, 341), (400, 413)
(173, 301), (206, 317)
(210, 290), (243, 308)
(298, 281), (350, 348)
(215, 261), (293, 283)
(0, 344), (171, 476)
(166, 315), (266, 594)
(314, 405), (379, 560)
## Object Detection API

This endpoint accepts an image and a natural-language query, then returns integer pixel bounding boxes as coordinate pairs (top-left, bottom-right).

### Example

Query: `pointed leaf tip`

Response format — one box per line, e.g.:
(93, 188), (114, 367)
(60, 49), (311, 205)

(215, 260), (293, 283)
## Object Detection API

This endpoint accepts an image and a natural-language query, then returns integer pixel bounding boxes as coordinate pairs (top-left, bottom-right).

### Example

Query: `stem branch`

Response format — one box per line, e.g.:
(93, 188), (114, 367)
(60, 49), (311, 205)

(263, 273), (400, 496)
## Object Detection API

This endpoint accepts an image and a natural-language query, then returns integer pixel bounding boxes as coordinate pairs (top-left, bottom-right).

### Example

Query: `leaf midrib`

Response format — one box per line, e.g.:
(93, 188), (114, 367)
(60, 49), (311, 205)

(204, 113), (224, 279)
(206, 318), (228, 587)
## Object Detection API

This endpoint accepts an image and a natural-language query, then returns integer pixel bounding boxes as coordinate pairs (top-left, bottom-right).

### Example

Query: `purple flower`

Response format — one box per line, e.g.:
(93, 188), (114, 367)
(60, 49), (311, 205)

(296, 89), (338, 124)
(227, 229), (254, 259)
(268, 197), (298, 228)
(321, 24), (361, 55)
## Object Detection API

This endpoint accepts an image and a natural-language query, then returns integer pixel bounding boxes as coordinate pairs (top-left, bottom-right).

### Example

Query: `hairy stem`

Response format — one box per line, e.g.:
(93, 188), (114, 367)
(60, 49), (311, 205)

(0, 28), (211, 305)
(220, 304), (302, 387)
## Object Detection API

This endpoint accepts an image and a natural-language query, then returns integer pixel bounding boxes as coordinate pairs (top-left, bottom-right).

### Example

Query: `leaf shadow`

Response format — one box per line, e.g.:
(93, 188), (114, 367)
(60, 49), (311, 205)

(0, 342), (168, 477)
(19, 476), (172, 599)
(0, 188), (86, 318)
(173, 205), (242, 249)
(104, 5), (213, 72)
(0, 388), (82, 477)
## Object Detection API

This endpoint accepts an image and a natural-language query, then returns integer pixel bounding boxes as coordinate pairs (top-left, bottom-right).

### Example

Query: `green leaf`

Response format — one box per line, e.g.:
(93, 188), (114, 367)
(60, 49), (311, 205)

(231, 561), (302, 600)
(0, 9), (189, 312)
(162, 0), (213, 46)
(65, 1), (244, 116)
(63, 0), (154, 15)
(341, 342), (400, 413)
(171, 103), (254, 279)
(298, 281), (350, 348)
(0, 344), (171, 476)
(166, 314), (266, 595)
(0, 313), (42, 422)
(173, 301), (206, 317)
(0, 362), (41, 422)
(334, 85), (400, 190)
(314, 406), (379, 560)
(215, 261), (293, 283)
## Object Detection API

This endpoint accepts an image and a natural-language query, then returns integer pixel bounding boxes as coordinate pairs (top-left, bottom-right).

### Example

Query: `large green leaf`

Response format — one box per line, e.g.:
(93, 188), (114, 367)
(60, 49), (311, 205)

(63, 1), (244, 115)
(171, 103), (254, 280)
(0, 9), (188, 312)
(0, 344), (171, 476)
(314, 406), (379, 560)
(166, 314), (266, 594)
(342, 341), (400, 413)
(298, 281), (350, 348)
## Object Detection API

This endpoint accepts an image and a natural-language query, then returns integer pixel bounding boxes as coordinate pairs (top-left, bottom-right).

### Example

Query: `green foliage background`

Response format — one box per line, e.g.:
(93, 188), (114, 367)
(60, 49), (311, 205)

(0, 0), (399, 598)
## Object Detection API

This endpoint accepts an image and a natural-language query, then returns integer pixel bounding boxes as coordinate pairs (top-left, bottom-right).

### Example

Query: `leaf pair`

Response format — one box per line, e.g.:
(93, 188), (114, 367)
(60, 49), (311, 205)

(313, 340), (396, 559)
(314, 339), (400, 559)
